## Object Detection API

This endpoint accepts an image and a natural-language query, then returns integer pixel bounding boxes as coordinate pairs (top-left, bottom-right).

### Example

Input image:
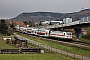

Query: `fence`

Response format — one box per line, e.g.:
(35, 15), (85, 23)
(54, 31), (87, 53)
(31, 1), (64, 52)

(0, 48), (41, 54)
(27, 40), (90, 60)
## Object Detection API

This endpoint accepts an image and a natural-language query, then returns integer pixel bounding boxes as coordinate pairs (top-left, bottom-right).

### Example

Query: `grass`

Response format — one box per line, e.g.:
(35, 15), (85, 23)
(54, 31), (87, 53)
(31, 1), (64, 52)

(0, 54), (76, 60)
(80, 37), (90, 43)
(0, 40), (16, 49)
(19, 33), (90, 57)
(73, 35), (90, 43)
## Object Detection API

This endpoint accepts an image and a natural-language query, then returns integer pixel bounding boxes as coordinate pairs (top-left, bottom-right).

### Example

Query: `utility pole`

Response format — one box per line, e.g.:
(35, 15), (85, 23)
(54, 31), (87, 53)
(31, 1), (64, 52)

(19, 15), (20, 33)
(38, 18), (40, 38)
(38, 18), (40, 29)
(62, 21), (64, 32)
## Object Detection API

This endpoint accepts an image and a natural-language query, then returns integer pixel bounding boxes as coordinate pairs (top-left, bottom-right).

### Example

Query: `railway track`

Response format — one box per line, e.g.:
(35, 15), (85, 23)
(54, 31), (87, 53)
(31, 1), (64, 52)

(70, 41), (90, 46)
(19, 33), (90, 51)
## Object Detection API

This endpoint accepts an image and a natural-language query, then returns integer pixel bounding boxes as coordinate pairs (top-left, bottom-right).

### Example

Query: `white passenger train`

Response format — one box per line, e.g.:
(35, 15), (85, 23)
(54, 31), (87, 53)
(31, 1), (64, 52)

(35, 28), (50, 37)
(17, 27), (72, 40)
(50, 31), (72, 40)
(26, 28), (35, 34)
(34, 28), (72, 40)
(26, 27), (39, 35)
(19, 27), (27, 33)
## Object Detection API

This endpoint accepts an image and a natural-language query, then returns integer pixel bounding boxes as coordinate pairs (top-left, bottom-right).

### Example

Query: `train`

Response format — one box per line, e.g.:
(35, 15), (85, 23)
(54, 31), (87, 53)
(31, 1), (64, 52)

(50, 31), (72, 40)
(16, 27), (72, 41)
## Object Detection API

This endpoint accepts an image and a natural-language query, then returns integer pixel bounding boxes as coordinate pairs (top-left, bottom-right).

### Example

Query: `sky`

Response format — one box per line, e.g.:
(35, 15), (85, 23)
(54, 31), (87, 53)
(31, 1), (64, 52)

(0, 0), (90, 19)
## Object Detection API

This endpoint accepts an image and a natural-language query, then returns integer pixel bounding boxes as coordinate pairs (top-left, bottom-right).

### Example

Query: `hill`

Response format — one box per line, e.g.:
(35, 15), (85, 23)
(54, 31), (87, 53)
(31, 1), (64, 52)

(10, 9), (90, 22)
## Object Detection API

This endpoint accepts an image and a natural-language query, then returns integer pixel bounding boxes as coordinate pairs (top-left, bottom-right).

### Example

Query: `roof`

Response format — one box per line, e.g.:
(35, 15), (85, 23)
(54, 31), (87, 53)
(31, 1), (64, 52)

(9, 21), (25, 27)
(17, 37), (27, 41)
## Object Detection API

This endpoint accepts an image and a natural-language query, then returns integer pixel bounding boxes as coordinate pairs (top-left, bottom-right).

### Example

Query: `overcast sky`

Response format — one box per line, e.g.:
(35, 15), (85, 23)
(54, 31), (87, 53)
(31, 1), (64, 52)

(0, 0), (90, 19)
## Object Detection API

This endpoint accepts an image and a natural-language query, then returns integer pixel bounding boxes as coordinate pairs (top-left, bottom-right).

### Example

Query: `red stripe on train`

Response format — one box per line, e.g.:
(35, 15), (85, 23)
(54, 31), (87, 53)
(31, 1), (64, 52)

(50, 34), (57, 36)
(27, 30), (32, 31)
(57, 34), (65, 36)
(37, 32), (47, 34)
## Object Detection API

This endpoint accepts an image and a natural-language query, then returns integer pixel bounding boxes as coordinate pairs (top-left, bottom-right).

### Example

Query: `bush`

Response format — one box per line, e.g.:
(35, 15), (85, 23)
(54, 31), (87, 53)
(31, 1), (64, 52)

(81, 27), (90, 39)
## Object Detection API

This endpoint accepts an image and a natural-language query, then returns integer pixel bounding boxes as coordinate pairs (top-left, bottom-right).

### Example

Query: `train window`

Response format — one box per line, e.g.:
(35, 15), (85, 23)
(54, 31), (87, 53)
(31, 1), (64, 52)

(64, 33), (65, 35)
(27, 29), (32, 30)
(66, 32), (72, 35)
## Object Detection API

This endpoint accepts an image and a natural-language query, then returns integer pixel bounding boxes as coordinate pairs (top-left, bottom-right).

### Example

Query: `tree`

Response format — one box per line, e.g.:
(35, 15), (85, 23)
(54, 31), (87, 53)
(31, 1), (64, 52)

(7, 25), (14, 36)
(39, 21), (42, 26)
(31, 20), (35, 27)
(23, 21), (28, 25)
(81, 27), (90, 39)
(10, 21), (15, 30)
(28, 20), (35, 27)
(49, 21), (52, 25)
(85, 27), (90, 39)
(28, 21), (32, 27)
(0, 20), (8, 35)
